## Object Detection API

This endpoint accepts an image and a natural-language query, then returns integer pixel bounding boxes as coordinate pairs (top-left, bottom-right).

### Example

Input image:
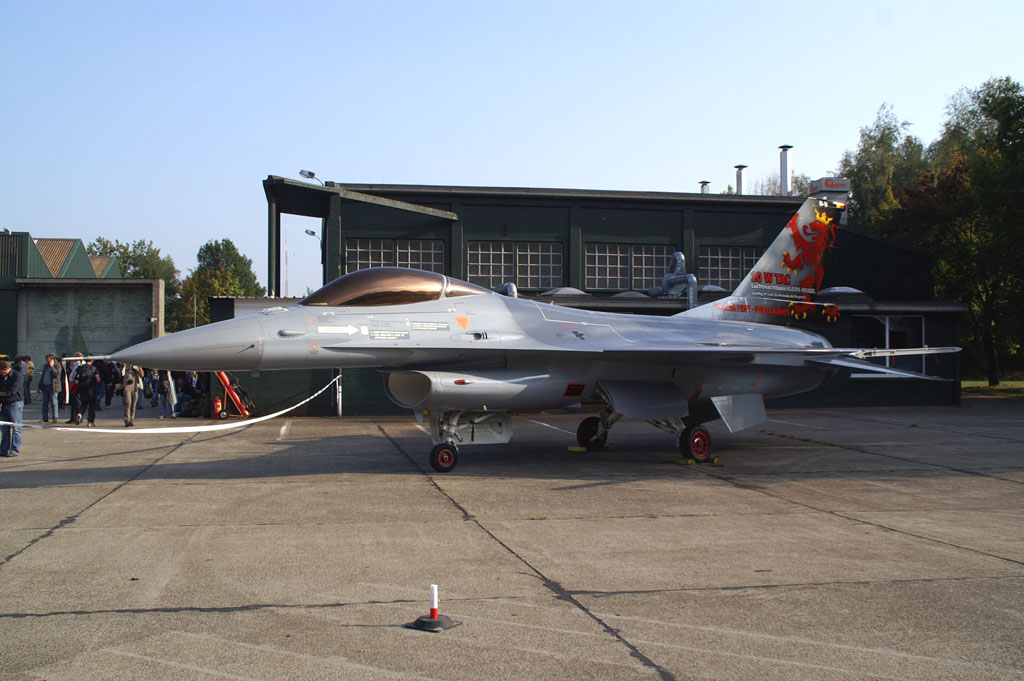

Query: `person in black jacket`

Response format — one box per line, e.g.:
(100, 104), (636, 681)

(73, 359), (102, 427)
(0, 359), (25, 457)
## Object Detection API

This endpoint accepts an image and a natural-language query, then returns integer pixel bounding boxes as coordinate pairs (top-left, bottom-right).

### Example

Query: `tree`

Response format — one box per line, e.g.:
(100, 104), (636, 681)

(195, 239), (265, 297)
(837, 105), (927, 233)
(749, 171), (811, 197)
(163, 239), (265, 331)
(166, 266), (244, 331)
(86, 238), (181, 295)
(887, 77), (1024, 385)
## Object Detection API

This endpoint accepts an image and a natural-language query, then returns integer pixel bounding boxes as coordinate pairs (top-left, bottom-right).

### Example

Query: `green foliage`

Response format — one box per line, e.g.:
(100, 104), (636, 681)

(164, 239), (265, 331)
(86, 238), (180, 292)
(195, 239), (265, 297)
(167, 266), (245, 331)
(837, 105), (927, 233)
(876, 77), (1024, 385)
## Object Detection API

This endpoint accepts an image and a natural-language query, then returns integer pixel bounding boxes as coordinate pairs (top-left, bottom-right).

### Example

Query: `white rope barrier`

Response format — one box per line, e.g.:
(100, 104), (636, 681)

(0, 375), (341, 435)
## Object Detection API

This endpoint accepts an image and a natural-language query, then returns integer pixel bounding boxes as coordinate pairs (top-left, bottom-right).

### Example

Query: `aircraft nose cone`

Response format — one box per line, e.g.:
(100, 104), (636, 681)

(111, 316), (264, 371)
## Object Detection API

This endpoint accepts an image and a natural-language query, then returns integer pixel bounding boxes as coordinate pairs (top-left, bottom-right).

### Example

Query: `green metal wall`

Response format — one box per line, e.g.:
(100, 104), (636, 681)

(0, 233), (54, 279)
(336, 193), (819, 296)
(340, 368), (403, 416)
(821, 230), (933, 300)
(227, 368), (336, 418)
(18, 285), (156, 359)
(0, 289), (17, 355)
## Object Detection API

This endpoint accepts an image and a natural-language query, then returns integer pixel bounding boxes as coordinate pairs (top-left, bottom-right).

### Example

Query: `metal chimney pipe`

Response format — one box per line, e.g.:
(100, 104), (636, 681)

(734, 165), (747, 195)
(699, 180), (710, 194)
(779, 145), (793, 196)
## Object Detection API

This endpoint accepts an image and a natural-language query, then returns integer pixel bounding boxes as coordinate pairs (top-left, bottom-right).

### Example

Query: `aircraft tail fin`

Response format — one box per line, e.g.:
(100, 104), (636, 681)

(679, 198), (843, 325)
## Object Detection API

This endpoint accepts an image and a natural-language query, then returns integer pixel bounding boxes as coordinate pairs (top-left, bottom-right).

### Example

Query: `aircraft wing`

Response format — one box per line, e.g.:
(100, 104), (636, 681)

(480, 344), (961, 372)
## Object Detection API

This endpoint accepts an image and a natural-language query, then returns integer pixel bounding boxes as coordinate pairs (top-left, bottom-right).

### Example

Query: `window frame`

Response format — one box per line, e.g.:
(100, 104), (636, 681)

(584, 242), (676, 292)
(467, 240), (564, 291)
(698, 245), (766, 292)
(344, 238), (445, 274)
(849, 314), (930, 377)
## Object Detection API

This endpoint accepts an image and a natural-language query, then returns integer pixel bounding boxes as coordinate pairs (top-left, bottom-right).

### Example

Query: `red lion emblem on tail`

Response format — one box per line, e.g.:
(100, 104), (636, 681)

(781, 208), (836, 302)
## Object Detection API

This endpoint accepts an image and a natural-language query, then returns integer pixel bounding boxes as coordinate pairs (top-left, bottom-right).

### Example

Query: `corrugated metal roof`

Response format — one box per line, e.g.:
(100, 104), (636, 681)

(89, 255), (112, 276)
(34, 238), (77, 277)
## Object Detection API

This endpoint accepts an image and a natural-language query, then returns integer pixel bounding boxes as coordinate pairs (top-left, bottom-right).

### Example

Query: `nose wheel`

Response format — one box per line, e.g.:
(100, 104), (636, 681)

(679, 425), (713, 463)
(429, 443), (459, 473)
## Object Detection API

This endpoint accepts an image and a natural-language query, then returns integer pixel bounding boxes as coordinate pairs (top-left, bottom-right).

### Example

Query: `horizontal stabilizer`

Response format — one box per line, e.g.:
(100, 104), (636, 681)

(806, 356), (950, 380)
(850, 346), (960, 360)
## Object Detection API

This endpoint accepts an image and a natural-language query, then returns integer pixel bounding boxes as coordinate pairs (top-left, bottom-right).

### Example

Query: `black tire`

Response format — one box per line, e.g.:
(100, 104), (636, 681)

(429, 443), (458, 473)
(576, 416), (608, 451)
(679, 425), (713, 463)
(218, 410), (229, 420)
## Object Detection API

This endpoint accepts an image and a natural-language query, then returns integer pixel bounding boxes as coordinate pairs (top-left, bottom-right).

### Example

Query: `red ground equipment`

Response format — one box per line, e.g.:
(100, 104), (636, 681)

(213, 371), (252, 419)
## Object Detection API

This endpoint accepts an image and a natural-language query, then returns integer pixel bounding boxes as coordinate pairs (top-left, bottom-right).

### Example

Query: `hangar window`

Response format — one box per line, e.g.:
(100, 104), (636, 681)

(468, 241), (562, 290)
(517, 242), (563, 289)
(585, 243), (675, 291)
(397, 239), (445, 271)
(699, 246), (765, 291)
(850, 315), (934, 375)
(345, 239), (445, 273)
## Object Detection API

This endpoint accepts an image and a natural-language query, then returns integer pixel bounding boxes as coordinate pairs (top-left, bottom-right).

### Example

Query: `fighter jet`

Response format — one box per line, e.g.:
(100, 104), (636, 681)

(112, 198), (957, 472)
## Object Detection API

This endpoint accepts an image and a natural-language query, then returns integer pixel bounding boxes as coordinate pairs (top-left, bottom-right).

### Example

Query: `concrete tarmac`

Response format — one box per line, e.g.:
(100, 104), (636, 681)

(1, 397), (1023, 680)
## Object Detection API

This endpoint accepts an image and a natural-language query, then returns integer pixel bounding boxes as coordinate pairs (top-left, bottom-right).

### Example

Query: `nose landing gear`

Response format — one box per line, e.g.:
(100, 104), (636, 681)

(429, 443), (459, 473)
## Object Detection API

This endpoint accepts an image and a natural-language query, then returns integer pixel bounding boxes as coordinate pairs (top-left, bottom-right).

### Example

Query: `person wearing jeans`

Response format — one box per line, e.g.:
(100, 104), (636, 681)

(37, 353), (61, 423)
(0, 360), (25, 457)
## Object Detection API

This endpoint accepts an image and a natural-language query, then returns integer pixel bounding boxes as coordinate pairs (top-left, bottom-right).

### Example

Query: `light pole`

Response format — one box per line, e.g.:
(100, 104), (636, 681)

(299, 169), (324, 185)
(305, 229), (325, 291)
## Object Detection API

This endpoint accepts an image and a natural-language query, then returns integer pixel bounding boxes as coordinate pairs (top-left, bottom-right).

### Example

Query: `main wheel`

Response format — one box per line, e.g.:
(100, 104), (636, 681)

(429, 443), (459, 473)
(679, 425), (713, 463)
(218, 410), (229, 420)
(576, 416), (608, 451)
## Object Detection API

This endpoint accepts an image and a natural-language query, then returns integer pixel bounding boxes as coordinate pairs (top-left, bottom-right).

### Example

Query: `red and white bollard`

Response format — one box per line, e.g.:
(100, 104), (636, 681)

(405, 584), (460, 632)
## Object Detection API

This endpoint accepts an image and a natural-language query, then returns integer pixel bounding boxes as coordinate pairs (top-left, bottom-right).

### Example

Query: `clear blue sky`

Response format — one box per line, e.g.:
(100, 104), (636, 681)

(2, 1), (1021, 296)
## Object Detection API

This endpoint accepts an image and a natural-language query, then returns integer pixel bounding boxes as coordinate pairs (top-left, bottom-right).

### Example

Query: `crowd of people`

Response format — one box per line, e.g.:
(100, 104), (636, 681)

(0, 354), (221, 458)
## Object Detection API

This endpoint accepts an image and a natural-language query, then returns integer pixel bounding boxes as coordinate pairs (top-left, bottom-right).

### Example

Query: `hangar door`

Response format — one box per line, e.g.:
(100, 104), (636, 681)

(16, 284), (157, 360)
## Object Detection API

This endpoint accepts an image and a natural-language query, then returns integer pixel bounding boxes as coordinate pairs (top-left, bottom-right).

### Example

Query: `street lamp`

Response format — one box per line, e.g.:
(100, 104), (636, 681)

(304, 228), (321, 244)
(299, 169), (324, 185)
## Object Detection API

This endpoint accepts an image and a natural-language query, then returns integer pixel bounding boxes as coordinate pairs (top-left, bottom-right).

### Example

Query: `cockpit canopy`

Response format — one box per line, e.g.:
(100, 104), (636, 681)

(300, 267), (493, 307)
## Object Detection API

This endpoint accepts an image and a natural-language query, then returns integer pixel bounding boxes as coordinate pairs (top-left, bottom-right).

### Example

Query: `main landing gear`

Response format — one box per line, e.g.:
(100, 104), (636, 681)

(574, 411), (717, 463)
(575, 411), (621, 451)
(421, 408), (717, 472)
(678, 424), (713, 463)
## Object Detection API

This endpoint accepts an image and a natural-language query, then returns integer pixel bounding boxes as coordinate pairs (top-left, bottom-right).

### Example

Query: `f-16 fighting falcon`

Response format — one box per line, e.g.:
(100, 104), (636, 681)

(112, 198), (958, 472)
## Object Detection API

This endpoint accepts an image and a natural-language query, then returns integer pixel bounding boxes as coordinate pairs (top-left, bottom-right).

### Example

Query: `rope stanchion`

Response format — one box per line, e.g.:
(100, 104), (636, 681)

(0, 375), (341, 435)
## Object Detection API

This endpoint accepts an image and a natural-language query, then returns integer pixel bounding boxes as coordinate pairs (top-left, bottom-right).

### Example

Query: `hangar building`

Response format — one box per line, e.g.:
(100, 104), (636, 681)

(0, 232), (163, 361)
(209, 177), (963, 417)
